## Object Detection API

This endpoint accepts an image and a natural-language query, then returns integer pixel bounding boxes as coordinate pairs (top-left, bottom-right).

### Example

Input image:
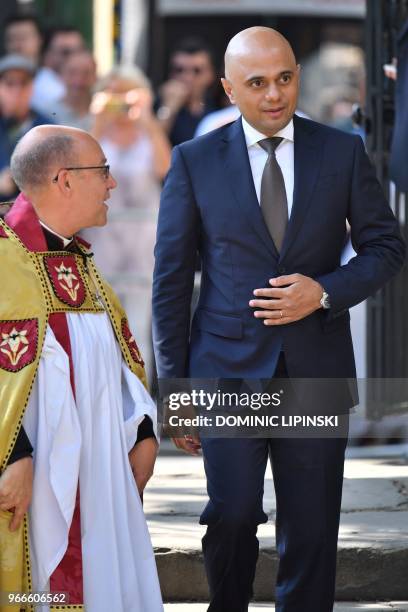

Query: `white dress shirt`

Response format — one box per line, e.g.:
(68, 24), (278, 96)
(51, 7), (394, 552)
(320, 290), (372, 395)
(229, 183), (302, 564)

(31, 67), (66, 116)
(241, 116), (294, 218)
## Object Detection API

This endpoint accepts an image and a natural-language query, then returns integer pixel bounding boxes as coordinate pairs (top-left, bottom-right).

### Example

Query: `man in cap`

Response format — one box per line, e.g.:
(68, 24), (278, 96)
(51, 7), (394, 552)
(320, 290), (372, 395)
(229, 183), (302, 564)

(0, 54), (52, 201)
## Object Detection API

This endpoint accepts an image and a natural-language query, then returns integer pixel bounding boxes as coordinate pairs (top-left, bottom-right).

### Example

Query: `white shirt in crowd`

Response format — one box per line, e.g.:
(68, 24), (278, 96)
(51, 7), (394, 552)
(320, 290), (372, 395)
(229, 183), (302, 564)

(31, 67), (66, 115)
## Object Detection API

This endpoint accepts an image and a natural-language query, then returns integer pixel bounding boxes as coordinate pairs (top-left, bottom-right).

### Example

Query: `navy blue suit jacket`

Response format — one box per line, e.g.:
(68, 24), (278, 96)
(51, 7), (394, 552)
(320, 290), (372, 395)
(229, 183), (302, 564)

(153, 115), (405, 386)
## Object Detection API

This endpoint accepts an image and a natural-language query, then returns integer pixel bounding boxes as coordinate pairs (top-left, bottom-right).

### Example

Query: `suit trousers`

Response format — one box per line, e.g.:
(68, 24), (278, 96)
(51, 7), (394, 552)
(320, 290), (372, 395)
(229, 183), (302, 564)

(199, 357), (348, 612)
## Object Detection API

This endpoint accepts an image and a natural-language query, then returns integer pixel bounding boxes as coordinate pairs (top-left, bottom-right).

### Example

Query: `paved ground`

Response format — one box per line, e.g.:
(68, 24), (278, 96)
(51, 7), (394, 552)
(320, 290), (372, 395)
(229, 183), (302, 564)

(164, 604), (408, 611)
(145, 441), (408, 602)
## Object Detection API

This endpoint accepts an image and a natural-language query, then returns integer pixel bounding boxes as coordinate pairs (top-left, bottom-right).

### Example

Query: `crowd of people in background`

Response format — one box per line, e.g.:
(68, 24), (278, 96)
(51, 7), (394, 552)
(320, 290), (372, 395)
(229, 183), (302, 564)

(0, 12), (366, 381)
(0, 14), (231, 379)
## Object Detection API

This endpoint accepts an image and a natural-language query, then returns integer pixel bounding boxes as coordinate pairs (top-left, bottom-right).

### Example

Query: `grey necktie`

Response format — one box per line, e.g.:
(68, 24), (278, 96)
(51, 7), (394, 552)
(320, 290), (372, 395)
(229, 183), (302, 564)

(258, 137), (288, 252)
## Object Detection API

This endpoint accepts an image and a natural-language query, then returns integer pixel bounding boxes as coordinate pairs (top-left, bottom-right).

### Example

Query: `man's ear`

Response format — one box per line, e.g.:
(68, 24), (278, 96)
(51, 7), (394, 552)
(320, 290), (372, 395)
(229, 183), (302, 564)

(221, 77), (235, 105)
(57, 170), (72, 196)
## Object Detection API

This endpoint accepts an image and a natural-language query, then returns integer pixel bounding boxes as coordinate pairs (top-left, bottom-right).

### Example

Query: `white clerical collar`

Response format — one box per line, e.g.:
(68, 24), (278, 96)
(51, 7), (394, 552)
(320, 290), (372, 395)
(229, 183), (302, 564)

(242, 115), (294, 149)
(39, 220), (73, 247)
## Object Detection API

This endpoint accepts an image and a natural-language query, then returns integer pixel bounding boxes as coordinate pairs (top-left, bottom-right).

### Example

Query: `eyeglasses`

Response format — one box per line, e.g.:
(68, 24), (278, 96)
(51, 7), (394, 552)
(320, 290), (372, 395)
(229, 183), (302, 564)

(171, 65), (204, 76)
(51, 45), (85, 57)
(52, 164), (110, 183)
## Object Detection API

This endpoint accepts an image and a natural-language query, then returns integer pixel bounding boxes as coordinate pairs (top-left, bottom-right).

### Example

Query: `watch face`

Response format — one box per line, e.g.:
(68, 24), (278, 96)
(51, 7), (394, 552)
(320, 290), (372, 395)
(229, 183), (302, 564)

(321, 292), (330, 309)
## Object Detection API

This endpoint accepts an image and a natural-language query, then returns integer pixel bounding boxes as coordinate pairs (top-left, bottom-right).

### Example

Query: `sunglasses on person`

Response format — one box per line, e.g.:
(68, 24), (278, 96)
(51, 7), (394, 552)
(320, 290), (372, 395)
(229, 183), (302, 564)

(171, 64), (205, 76)
(52, 45), (84, 58)
(52, 164), (110, 183)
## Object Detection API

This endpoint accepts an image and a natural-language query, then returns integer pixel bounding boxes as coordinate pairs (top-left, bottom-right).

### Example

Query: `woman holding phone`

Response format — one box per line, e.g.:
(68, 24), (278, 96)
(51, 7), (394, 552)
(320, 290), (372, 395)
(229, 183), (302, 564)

(84, 66), (171, 382)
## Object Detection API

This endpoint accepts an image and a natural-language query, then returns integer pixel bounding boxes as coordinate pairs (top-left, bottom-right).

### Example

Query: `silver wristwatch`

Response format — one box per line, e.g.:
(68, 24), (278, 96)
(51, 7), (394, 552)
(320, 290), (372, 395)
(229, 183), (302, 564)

(320, 289), (330, 309)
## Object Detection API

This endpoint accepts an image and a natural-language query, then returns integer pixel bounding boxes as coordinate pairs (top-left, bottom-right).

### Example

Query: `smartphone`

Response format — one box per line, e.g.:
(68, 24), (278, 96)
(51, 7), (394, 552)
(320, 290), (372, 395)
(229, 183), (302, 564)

(105, 95), (131, 114)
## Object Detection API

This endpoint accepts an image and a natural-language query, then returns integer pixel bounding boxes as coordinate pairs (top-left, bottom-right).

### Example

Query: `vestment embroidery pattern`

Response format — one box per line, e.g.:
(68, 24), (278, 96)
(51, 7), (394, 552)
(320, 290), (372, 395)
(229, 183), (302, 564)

(0, 319), (38, 373)
(121, 318), (144, 367)
(44, 256), (86, 308)
(55, 262), (80, 301)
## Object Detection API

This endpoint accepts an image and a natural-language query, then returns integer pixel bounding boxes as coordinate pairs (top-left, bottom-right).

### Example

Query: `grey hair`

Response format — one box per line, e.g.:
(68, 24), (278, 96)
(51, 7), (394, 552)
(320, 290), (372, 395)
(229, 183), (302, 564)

(10, 134), (77, 191)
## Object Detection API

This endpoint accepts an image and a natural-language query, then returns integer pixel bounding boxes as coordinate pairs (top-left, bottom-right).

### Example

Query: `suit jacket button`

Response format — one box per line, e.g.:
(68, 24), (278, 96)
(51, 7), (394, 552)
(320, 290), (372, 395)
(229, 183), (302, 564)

(278, 266), (286, 274)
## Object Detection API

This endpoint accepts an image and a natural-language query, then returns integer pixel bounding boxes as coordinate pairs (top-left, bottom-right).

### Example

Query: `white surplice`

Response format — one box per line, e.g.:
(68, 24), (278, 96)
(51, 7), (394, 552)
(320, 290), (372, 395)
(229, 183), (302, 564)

(23, 312), (163, 612)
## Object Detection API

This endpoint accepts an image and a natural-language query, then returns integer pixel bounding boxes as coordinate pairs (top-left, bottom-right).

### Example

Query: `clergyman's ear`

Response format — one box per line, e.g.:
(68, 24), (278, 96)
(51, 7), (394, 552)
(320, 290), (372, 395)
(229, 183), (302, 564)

(54, 169), (72, 196)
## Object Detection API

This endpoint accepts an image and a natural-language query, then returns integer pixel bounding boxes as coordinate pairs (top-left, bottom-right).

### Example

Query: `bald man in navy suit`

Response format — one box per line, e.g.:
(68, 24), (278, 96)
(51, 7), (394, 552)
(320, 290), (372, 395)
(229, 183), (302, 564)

(153, 27), (405, 612)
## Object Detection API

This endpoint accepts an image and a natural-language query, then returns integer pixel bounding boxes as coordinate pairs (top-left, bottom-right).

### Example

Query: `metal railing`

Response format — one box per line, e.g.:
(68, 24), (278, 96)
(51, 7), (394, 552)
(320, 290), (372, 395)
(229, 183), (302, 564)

(365, 0), (408, 417)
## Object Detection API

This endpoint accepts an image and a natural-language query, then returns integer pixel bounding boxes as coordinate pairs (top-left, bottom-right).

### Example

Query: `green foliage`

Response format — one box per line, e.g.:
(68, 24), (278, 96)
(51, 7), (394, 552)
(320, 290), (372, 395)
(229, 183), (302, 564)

(34, 0), (93, 47)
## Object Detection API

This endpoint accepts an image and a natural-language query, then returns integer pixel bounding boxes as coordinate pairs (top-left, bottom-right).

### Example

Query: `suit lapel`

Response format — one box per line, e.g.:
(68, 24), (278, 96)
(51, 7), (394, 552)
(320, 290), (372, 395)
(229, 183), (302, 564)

(221, 118), (279, 260)
(279, 115), (324, 260)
